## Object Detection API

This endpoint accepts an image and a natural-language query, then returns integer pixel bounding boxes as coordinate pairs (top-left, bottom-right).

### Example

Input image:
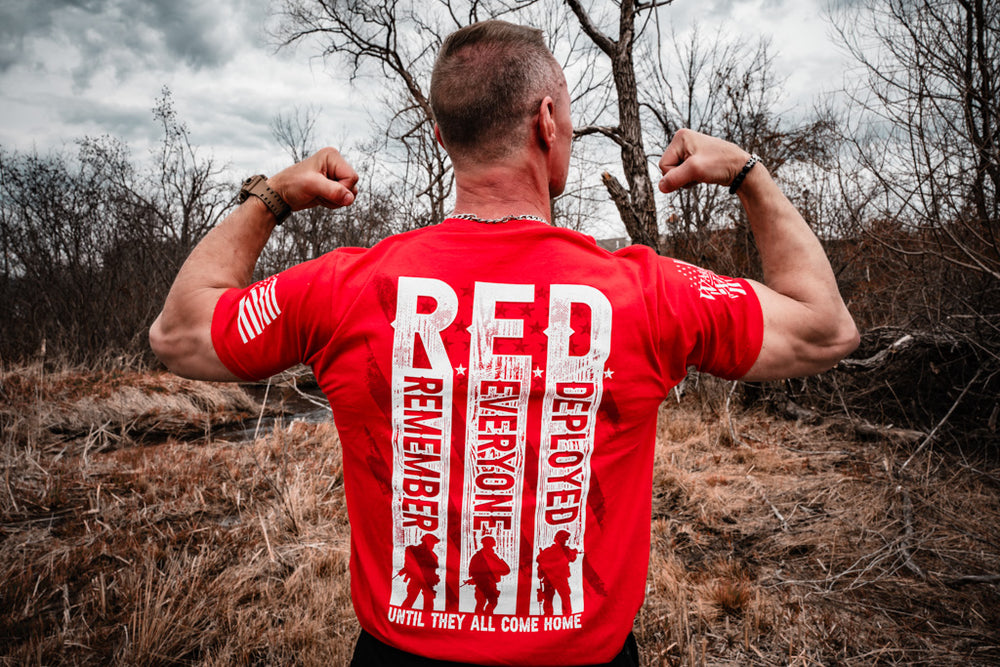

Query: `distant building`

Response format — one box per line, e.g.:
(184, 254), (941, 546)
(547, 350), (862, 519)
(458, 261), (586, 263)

(596, 236), (631, 252)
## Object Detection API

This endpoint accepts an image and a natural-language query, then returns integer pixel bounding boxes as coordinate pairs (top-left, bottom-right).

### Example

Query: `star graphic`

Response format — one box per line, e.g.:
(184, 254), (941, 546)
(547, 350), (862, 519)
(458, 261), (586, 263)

(604, 368), (615, 379)
(456, 364), (467, 376)
(533, 367), (544, 378)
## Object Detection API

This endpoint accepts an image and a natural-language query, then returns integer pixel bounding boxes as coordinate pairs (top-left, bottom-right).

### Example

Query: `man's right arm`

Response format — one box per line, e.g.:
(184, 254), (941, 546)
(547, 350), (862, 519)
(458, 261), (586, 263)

(149, 148), (359, 381)
(658, 129), (860, 381)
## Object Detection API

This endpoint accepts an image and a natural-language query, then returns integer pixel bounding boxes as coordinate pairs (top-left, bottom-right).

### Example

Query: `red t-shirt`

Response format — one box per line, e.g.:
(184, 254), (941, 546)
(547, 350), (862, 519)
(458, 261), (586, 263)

(211, 218), (762, 665)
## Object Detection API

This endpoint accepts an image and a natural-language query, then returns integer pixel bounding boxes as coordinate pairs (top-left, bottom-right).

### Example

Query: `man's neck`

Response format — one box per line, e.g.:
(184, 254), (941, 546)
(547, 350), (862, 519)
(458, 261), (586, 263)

(450, 158), (553, 223)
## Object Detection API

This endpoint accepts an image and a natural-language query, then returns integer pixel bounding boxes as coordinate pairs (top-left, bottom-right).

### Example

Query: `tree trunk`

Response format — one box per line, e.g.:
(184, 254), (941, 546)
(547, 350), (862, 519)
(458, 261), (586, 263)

(566, 0), (663, 252)
(609, 8), (659, 252)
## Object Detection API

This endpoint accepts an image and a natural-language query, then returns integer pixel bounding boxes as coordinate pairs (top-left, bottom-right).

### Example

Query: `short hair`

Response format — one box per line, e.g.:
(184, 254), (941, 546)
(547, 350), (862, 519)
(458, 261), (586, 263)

(430, 20), (561, 162)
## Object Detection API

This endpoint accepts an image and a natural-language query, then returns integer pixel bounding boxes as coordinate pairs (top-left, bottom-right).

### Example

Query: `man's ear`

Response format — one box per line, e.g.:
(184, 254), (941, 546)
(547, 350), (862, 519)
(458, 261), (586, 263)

(537, 96), (557, 149)
(434, 124), (446, 149)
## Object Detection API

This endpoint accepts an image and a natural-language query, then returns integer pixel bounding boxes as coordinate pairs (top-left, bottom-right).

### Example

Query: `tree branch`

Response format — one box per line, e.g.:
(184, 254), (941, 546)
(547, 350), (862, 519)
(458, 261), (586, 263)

(573, 125), (627, 149)
(564, 0), (616, 56)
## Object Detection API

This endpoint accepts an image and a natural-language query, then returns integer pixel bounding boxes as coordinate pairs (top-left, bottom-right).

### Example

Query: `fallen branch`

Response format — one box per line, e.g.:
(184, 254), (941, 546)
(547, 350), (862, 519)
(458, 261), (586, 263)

(851, 419), (926, 444)
(943, 574), (1000, 587)
(836, 334), (915, 371)
(746, 474), (788, 531)
(836, 328), (962, 373)
(288, 374), (332, 413)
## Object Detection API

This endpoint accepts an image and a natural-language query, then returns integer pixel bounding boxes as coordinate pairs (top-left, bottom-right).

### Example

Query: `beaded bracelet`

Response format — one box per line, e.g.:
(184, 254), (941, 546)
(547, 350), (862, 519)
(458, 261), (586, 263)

(729, 154), (761, 194)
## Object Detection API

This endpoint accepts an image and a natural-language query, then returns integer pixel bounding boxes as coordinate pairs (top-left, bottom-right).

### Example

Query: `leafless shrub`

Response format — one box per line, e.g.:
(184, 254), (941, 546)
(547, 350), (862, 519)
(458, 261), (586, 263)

(812, 0), (1000, 444)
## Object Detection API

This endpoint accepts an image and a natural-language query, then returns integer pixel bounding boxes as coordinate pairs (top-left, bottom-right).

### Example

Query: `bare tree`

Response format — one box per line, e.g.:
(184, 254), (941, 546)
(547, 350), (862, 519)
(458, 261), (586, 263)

(273, 1), (488, 224)
(0, 137), (164, 360)
(817, 0), (1000, 438)
(614, 19), (837, 271)
(148, 88), (232, 255)
(274, 1), (835, 255)
(257, 107), (404, 275)
(834, 0), (999, 285)
(0, 92), (236, 363)
(271, 106), (322, 163)
(565, 0), (671, 251)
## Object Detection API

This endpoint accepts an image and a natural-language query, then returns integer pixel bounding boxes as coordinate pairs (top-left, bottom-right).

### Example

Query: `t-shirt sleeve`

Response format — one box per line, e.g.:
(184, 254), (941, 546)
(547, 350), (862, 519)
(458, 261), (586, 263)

(654, 257), (764, 382)
(210, 255), (340, 381)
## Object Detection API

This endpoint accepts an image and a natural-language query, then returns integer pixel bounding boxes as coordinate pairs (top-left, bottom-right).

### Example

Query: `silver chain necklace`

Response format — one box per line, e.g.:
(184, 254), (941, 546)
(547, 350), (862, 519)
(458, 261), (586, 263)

(451, 213), (547, 225)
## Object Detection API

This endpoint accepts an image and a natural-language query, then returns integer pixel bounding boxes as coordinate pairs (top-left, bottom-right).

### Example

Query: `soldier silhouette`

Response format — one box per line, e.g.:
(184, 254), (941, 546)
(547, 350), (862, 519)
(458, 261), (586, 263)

(466, 536), (510, 615)
(536, 530), (578, 616)
(399, 533), (440, 610)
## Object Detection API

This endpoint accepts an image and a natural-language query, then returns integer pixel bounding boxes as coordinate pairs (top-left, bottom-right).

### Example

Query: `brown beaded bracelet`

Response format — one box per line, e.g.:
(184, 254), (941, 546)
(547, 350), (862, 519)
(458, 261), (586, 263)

(729, 154), (761, 194)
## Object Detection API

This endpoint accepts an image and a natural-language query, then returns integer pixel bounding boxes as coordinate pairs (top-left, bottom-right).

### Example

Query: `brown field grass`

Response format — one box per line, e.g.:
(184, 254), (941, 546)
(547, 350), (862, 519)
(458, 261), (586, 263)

(1, 365), (998, 665)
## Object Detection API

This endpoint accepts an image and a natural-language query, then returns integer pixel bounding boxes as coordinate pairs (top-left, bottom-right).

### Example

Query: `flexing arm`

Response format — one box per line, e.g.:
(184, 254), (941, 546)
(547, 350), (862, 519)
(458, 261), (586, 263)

(149, 148), (359, 381)
(658, 129), (859, 381)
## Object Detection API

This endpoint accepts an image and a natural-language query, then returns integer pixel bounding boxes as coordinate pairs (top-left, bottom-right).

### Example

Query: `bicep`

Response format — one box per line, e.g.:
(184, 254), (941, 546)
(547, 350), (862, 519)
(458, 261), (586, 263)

(150, 287), (242, 382)
(739, 279), (850, 382)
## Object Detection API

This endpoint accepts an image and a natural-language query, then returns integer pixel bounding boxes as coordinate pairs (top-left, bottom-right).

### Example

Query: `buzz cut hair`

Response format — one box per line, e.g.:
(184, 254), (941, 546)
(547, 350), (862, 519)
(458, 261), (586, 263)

(430, 20), (562, 162)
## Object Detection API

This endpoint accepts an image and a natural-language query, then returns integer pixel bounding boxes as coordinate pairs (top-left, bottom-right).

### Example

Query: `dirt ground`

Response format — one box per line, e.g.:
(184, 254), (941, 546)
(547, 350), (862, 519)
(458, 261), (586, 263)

(1, 365), (998, 665)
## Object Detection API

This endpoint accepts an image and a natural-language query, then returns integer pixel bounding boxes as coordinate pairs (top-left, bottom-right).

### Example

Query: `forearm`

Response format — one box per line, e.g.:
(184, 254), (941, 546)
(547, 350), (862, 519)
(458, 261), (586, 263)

(657, 129), (859, 379)
(171, 196), (276, 292)
(737, 165), (843, 315)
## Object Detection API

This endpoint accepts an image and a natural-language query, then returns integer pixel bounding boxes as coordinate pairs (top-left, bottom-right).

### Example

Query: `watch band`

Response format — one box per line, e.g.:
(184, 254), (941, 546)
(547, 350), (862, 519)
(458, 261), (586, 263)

(238, 175), (292, 224)
(728, 154), (761, 194)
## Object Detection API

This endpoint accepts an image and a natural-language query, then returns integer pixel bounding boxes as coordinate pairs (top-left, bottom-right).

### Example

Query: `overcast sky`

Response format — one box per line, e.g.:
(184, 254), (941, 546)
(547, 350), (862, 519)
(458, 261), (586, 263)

(0, 0), (854, 186)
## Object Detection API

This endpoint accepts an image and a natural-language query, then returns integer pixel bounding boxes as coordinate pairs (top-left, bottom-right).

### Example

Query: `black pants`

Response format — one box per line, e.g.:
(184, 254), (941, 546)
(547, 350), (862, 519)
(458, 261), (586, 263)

(350, 629), (640, 666)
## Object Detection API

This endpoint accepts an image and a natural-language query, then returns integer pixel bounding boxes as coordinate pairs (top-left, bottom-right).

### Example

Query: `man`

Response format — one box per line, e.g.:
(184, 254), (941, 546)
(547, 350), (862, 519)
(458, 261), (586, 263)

(467, 536), (511, 615)
(150, 19), (858, 667)
(536, 530), (578, 616)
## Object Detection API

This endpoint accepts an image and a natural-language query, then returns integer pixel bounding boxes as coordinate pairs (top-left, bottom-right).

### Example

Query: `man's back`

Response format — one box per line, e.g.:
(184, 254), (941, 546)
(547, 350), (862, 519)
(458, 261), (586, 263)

(210, 216), (762, 664)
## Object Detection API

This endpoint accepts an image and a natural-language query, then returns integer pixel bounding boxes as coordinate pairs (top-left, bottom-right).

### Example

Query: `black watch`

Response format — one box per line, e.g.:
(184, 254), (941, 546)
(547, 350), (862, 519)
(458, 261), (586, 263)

(238, 174), (291, 224)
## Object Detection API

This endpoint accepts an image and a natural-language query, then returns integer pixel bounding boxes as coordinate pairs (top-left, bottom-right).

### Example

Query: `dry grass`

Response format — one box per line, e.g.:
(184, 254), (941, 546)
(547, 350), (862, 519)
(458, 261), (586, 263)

(639, 384), (1000, 666)
(1, 367), (998, 665)
(1, 365), (355, 665)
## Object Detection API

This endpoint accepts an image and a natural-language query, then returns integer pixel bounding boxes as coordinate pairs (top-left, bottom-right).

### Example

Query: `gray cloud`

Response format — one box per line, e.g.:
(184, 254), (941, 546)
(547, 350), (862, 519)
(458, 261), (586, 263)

(1, 0), (256, 86)
(56, 94), (156, 141)
(0, 0), (69, 72)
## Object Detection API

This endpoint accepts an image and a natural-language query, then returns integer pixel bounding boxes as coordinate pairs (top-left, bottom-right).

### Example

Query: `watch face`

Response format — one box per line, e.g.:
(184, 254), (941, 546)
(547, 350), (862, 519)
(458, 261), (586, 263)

(238, 176), (256, 202)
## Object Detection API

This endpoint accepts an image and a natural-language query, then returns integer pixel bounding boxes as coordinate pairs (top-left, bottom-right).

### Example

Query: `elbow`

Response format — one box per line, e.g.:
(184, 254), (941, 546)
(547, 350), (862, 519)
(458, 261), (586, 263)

(742, 306), (860, 382)
(149, 312), (237, 382)
(148, 314), (177, 372)
(813, 310), (860, 372)
(148, 313), (193, 377)
(841, 319), (862, 359)
(832, 308), (861, 360)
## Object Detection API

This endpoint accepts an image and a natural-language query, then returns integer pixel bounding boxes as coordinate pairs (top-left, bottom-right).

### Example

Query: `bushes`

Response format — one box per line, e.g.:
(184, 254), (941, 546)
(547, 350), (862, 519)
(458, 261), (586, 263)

(0, 92), (231, 364)
(0, 92), (409, 365)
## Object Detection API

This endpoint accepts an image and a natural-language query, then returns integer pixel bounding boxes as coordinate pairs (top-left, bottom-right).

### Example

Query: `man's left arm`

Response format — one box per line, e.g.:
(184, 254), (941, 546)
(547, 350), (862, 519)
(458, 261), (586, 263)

(149, 148), (359, 381)
(658, 130), (859, 381)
